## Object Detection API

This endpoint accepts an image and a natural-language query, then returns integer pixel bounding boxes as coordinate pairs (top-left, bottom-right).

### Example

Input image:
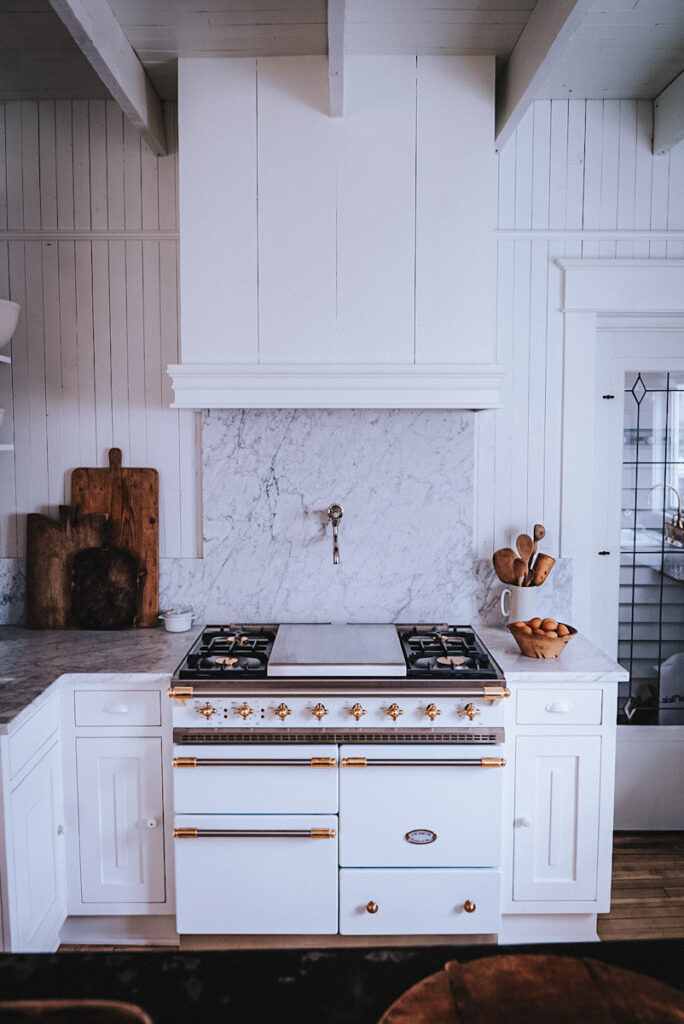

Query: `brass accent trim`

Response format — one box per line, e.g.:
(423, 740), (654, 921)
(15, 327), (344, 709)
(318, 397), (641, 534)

(341, 757), (367, 767)
(349, 702), (367, 722)
(481, 757), (506, 767)
(464, 900), (477, 913)
(168, 685), (193, 705)
(423, 703), (441, 722)
(460, 702), (481, 722)
(172, 757), (197, 768)
(311, 702), (329, 721)
(274, 702), (292, 722)
(310, 828), (336, 839)
(310, 757), (337, 768)
(235, 701), (254, 720)
(173, 827), (198, 839)
(366, 901), (379, 914)
(385, 703), (403, 722)
(197, 701), (217, 721)
(483, 686), (511, 702)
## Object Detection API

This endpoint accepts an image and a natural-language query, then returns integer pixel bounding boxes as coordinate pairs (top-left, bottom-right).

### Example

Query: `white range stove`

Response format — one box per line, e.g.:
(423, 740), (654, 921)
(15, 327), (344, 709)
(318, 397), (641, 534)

(168, 622), (509, 937)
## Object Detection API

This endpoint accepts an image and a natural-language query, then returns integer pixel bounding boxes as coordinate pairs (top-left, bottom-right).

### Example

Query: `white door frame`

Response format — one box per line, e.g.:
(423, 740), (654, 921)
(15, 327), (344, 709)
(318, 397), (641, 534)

(557, 259), (684, 649)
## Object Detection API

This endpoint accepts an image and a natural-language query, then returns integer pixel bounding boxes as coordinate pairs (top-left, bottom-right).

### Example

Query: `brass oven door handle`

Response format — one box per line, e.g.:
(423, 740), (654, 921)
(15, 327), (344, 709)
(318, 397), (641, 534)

(173, 827), (336, 839)
(173, 757), (336, 768)
(341, 757), (505, 768)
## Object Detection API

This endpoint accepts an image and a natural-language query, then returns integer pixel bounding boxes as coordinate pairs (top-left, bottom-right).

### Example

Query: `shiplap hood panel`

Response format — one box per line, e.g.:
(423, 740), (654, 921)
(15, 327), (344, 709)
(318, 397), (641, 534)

(170, 55), (503, 409)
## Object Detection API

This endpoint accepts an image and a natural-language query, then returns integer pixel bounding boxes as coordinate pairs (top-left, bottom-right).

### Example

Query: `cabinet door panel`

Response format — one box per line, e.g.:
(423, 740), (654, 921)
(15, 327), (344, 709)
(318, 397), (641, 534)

(76, 737), (165, 903)
(514, 735), (601, 902)
(8, 743), (66, 951)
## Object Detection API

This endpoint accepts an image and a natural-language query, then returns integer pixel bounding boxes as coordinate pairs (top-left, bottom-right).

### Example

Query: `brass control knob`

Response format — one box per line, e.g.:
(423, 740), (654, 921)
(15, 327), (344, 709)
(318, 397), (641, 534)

(349, 702), (367, 722)
(311, 702), (329, 722)
(423, 703), (441, 723)
(274, 702), (292, 722)
(386, 703), (403, 723)
(197, 702), (217, 721)
(460, 702), (481, 722)
(366, 901), (379, 914)
(464, 900), (476, 913)
(235, 701), (254, 720)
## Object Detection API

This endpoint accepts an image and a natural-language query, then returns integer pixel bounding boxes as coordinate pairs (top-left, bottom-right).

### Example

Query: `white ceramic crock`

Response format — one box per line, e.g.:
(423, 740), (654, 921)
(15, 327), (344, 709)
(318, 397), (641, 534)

(159, 609), (194, 632)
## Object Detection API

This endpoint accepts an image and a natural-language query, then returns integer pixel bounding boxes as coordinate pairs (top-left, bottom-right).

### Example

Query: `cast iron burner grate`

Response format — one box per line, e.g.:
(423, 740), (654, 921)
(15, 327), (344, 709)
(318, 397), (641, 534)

(397, 625), (501, 679)
(177, 625), (277, 680)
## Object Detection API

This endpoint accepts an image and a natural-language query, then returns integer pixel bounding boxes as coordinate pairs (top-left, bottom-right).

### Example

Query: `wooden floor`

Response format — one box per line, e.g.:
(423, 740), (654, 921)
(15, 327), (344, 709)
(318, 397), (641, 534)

(59, 832), (684, 950)
(597, 831), (684, 941)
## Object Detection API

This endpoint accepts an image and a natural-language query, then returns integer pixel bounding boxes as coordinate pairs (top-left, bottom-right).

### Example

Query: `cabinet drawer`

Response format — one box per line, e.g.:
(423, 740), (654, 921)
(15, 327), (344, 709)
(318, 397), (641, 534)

(516, 689), (602, 725)
(73, 690), (161, 726)
(339, 868), (500, 935)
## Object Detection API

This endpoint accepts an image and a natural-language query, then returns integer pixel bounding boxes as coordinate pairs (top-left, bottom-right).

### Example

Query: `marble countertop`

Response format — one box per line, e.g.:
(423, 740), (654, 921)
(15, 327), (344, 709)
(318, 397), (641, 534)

(0, 625), (199, 729)
(0, 622), (627, 732)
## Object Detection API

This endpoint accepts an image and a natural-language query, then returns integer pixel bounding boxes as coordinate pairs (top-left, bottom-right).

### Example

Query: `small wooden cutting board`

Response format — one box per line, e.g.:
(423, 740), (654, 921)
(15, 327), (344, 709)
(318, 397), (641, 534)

(71, 448), (159, 627)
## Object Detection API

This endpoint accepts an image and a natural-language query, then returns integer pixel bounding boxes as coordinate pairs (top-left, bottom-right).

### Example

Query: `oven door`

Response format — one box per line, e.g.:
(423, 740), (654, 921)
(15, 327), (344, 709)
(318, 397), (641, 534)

(174, 813), (338, 934)
(172, 743), (338, 814)
(339, 743), (504, 867)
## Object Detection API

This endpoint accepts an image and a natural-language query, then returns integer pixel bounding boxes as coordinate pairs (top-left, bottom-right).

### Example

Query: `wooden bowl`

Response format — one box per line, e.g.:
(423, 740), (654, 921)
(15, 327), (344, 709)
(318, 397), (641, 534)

(508, 622), (577, 659)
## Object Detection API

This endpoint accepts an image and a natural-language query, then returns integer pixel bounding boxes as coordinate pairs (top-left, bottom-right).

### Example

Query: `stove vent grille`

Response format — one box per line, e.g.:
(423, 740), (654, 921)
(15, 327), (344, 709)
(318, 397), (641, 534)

(173, 728), (503, 745)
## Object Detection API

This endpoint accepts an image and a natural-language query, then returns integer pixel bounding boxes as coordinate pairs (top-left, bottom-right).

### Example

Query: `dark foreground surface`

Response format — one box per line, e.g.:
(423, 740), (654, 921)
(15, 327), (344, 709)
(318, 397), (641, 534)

(0, 940), (682, 1024)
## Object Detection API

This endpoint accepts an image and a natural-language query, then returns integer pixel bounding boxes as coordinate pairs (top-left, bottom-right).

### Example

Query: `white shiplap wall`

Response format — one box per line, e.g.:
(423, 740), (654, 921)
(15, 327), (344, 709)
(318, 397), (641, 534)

(0, 100), (200, 560)
(476, 97), (684, 560)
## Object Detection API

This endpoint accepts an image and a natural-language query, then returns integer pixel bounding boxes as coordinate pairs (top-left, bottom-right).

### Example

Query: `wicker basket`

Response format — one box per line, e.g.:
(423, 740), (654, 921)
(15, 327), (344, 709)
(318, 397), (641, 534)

(508, 622), (577, 659)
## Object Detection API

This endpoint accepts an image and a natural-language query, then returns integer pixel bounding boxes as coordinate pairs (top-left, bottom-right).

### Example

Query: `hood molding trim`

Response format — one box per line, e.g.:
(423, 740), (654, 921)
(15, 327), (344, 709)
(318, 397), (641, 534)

(168, 362), (505, 410)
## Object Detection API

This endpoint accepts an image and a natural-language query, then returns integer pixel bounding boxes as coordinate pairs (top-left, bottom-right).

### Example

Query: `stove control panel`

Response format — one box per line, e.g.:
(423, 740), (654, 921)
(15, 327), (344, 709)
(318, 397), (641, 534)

(169, 693), (509, 730)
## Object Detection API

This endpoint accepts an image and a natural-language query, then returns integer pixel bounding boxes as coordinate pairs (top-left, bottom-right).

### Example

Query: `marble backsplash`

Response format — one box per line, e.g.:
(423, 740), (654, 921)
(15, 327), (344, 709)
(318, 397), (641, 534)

(1, 407), (573, 628)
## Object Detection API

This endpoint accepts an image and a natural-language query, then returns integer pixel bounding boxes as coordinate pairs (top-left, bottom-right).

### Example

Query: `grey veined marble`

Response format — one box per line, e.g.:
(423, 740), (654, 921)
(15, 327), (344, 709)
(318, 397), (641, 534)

(191, 408), (477, 624)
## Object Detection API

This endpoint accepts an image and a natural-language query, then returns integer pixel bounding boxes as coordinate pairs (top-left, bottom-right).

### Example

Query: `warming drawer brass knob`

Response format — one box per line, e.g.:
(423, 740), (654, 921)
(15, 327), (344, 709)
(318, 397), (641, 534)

(386, 703), (403, 722)
(235, 702), (254, 720)
(274, 703), (292, 722)
(366, 901), (379, 914)
(460, 702), (480, 722)
(349, 703), (367, 722)
(464, 900), (476, 913)
(197, 701), (217, 721)
(423, 703), (441, 722)
(311, 703), (329, 722)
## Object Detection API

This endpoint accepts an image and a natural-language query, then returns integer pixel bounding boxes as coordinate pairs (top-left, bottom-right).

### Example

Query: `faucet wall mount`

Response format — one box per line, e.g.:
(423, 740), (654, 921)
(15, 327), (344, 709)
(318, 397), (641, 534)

(327, 504), (343, 565)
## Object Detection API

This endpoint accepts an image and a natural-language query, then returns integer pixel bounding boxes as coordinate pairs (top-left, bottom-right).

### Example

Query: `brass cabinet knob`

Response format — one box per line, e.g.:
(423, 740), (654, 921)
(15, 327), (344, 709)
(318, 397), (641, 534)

(386, 703), (403, 722)
(366, 901), (379, 914)
(349, 702), (367, 722)
(311, 702), (328, 722)
(197, 701), (217, 721)
(235, 701), (254, 720)
(464, 900), (476, 913)
(274, 702), (292, 722)
(423, 703), (441, 722)
(460, 702), (480, 722)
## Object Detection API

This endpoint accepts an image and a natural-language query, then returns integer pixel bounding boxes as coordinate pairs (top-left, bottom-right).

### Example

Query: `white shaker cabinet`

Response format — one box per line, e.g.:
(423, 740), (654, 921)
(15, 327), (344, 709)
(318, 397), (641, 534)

(0, 693), (66, 951)
(61, 678), (175, 919)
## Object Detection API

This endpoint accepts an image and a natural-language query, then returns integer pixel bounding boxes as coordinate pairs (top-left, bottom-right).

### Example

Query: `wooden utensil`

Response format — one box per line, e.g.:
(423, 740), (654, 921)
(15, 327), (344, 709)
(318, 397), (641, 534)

(530, 553), (555, 586)
(26, 506), (109, 628)
(492, 547), (518, 585)
(528, 523), (546, 579)
(513, 557), (528, 587)
(71, 546), (140, 630)
(516, 532), (534, 577)
(71, 448), (159, 627)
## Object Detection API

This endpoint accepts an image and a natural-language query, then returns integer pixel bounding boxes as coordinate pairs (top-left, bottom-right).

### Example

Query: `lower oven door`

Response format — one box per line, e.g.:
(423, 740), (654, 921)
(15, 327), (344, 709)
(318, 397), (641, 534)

(339, 744), (504, 867)
(173, 814), (338, 934)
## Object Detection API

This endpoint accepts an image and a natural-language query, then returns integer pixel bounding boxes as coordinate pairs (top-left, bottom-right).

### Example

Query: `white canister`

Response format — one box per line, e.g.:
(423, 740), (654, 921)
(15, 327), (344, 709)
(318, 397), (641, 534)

(159, 609), (194, 632)
(500, 585), (542, 624)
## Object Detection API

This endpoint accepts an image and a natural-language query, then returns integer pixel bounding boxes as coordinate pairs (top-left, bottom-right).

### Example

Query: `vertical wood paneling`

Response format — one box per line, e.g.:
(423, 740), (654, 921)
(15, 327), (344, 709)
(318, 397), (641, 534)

(0, 100), (196, 562)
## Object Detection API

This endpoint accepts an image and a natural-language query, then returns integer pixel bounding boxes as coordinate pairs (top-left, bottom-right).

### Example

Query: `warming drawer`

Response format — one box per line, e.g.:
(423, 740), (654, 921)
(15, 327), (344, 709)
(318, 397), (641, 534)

(173, 814), (338, 934)
(172, 743), (338, 814)
(339, 868), (501, 935)
(338, 744), (504, 867)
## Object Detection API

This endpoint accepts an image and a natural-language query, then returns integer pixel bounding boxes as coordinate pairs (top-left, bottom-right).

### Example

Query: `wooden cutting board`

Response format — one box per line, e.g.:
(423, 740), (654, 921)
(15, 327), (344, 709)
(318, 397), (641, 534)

(71, 448), (159, 627)
(26, 506), (109, 628)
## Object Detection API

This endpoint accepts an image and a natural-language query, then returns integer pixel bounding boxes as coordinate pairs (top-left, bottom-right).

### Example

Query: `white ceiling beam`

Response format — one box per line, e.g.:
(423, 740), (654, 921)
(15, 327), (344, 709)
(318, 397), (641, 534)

(48, 0), (166, 155)
(653, 70), (684, 155)
(328, 0), (345, 118)
(495, 0), (593, 151)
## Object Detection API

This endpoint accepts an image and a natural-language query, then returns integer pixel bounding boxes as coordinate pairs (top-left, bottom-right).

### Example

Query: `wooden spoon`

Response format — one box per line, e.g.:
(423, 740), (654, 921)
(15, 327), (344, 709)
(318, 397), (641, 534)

(516, 533), (534, 584)
(526, 523), (546, 584)
(492, 547), (517, 585)
(513, 557), (527, 588)
(530, 553), (555, 586)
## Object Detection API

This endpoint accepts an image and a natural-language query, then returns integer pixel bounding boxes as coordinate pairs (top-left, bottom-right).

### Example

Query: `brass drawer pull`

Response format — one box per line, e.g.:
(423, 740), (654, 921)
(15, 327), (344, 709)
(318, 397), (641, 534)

(173, 827), (336, 839)
(341, 758), (505, 768)
(173, 757), (337, 768)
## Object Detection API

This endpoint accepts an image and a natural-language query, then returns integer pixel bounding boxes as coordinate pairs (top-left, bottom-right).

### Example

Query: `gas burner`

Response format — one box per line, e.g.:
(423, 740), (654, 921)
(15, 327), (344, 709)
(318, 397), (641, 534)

(436, 655), (468, 668)
(177, 625), (277, 680)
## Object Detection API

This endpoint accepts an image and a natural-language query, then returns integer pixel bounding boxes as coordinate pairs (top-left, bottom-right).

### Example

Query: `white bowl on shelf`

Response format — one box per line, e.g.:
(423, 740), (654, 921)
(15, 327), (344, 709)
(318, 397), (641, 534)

(0, 299), (20, 349)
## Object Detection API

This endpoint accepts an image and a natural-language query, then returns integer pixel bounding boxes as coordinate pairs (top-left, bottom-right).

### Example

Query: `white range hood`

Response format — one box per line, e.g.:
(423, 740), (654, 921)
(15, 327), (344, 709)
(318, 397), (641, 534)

(171, 55), (504, 410)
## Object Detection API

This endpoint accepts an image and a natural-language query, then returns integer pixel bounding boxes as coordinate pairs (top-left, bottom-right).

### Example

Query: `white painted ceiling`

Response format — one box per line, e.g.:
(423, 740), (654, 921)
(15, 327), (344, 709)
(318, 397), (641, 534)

(0, 0), (683, 104)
